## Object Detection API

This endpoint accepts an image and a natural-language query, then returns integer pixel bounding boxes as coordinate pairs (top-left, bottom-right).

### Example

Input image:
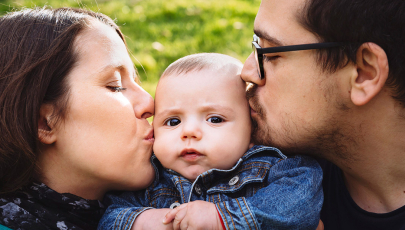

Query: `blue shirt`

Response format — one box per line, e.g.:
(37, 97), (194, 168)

(99, 145), (323, 230)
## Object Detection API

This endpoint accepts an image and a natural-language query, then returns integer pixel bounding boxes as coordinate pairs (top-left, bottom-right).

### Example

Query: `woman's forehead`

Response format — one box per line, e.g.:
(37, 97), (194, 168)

(70, 21), (132, 78)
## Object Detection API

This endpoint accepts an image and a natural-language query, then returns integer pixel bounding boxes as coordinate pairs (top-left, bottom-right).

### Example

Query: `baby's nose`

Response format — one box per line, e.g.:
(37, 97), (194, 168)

(181, 121), (202, 140)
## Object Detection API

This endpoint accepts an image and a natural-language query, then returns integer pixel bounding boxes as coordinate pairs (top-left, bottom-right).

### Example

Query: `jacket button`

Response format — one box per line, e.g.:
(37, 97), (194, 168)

(194, 184), (202, 195)
(229, 176), (239, 185)
(170, 202), (181, 209)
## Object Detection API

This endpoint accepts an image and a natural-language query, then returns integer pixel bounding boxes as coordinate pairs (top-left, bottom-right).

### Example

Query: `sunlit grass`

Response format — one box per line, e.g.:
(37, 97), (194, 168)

(0, 0), (260, 97)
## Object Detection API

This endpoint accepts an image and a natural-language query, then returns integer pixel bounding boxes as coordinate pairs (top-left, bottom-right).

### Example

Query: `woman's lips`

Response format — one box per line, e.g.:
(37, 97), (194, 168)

(144, 130), (154, 142)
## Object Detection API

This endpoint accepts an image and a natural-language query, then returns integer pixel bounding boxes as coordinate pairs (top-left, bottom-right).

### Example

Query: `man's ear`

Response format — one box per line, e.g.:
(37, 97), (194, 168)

(38, 104), (57, 144)
(351, 42), (389, 106)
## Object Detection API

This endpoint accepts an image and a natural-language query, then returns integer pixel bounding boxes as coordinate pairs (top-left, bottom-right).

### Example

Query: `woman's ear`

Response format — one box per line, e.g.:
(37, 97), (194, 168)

(38, 104), (57, 144)
(350, 42), (389, 106)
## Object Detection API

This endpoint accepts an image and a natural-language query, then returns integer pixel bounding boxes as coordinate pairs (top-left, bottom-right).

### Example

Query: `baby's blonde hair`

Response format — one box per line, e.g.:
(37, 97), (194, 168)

(161, 53), (242, 79)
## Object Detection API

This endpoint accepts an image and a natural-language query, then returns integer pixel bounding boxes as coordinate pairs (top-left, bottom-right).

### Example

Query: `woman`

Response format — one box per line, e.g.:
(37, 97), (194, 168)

(0, 7), (155, 229)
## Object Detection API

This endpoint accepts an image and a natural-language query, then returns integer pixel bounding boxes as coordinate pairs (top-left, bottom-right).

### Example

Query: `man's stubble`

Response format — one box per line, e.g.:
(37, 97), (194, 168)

(247, 84), (360, 164)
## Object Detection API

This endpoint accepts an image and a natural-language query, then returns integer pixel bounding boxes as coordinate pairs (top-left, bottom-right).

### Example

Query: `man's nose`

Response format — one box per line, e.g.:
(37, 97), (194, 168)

(181, 120), (202, 141)
(241, 52), (266, 86)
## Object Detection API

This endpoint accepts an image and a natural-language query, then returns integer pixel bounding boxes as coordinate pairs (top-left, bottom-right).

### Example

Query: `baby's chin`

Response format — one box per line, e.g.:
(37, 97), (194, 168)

(183, 171), (203, 182)
(179, 166), (208, 182)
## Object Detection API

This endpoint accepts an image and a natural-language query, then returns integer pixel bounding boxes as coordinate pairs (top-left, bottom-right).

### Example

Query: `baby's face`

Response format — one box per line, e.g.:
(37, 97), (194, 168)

(153, 67), (251, 181)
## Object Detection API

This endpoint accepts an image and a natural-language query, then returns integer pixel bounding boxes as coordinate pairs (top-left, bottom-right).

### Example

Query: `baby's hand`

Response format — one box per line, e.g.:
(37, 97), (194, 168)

(131, 208), (173, 230)
(163, 201), (223, 230)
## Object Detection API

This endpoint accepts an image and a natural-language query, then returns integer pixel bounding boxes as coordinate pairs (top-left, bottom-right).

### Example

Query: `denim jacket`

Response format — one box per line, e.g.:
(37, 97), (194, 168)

(98, 145), (323, 230)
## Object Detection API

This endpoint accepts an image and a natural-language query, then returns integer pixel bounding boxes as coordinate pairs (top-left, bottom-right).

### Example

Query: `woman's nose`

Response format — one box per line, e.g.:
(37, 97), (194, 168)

(133, 84), (154, 119)
(181, 120), (202, 141)
(241, 52), (266, 86)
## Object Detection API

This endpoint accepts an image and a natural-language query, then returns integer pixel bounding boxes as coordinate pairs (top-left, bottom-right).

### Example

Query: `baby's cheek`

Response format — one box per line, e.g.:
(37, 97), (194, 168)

(152, 136), (173, 168)
(152, 133), (163, 155)
(152, 138), (162, 156)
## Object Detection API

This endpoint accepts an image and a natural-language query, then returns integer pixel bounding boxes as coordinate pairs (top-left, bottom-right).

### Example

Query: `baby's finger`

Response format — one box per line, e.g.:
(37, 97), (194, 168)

(172, 207), (188, 230)
(163, 203), (188, 224)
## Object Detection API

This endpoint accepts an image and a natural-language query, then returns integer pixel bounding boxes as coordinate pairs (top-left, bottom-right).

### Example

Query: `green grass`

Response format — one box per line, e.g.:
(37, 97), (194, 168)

(0, 0), (260, 97)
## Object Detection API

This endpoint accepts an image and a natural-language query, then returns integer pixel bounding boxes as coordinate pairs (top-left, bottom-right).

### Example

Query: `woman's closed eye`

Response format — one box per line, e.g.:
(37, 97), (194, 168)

(164, 118), (181, 127)
(107, 86), (127, 92)
(207, 116), (224, 124)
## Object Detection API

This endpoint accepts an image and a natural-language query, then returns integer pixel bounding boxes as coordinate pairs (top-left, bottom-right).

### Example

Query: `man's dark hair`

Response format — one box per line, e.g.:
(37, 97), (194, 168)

(298, 0), (405, 105)
(0, 7), (125, 194)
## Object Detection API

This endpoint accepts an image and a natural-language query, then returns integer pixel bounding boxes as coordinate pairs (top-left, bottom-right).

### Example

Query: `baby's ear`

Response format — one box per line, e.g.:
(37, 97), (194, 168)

(38, 104), (57, 144)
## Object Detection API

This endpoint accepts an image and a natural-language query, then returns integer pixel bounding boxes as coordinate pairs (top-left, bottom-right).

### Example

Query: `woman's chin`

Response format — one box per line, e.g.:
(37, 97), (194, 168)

(130, 165), (155, 190)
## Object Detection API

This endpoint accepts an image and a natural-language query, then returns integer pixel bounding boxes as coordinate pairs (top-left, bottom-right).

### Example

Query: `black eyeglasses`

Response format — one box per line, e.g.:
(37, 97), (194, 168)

(252, 34), (343, 79)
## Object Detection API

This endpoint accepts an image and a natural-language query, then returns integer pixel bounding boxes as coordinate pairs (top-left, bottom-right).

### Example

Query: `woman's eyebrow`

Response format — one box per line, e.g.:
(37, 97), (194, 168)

(94, 64), (139, 81)
(94, 64), (124, 75)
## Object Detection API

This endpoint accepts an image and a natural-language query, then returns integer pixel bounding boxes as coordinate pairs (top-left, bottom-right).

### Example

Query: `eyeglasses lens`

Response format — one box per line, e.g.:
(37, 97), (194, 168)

(252, 35), (264, 79)
(252, 44), (264, 79)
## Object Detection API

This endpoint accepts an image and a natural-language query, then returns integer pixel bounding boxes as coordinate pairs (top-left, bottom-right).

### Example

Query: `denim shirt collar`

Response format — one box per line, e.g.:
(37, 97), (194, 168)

(150, 145), (287, 202)
(240, 145), (287, 161)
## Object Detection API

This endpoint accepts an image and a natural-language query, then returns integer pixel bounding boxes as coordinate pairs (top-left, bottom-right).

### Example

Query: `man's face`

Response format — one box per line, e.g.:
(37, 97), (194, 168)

(153, 67), (251, 181)
(242, 0), (355, 157)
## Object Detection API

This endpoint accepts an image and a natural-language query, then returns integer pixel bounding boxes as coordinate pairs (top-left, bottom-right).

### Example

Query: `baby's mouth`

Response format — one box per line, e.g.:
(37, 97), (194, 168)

(180, 149), (203, 161)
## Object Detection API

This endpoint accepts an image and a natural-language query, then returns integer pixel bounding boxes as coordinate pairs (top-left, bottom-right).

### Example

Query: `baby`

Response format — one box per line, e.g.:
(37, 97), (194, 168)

(98, 53), (323, 230)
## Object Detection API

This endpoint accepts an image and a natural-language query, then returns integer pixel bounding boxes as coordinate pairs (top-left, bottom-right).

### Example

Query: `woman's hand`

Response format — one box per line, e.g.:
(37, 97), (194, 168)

(132, 208), (173, 230)
(163, 201), (223, 230)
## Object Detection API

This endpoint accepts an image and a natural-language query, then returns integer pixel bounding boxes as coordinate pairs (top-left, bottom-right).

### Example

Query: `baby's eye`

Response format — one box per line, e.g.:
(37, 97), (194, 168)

(165, 118), (181, 127)
(207, 117), (223, 123)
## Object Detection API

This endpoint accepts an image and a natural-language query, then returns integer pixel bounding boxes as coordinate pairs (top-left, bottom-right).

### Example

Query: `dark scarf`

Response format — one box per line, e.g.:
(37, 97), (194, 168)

(0, 182), (105, 230)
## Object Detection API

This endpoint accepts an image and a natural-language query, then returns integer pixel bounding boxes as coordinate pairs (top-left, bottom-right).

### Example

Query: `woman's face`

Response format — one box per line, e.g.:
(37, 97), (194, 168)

(45, 19), (155, 197)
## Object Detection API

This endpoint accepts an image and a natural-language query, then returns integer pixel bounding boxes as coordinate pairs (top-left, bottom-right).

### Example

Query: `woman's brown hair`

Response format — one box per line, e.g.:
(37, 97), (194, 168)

(0, 7), (126, 194)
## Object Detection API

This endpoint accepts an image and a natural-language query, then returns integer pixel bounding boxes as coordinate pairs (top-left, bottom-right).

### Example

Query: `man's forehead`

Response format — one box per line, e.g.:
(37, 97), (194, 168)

(253, 0), (315, 45)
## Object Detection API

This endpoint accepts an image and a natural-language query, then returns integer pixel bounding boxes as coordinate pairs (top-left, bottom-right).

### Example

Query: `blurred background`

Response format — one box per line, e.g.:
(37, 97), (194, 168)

(0, 0), (260, 96)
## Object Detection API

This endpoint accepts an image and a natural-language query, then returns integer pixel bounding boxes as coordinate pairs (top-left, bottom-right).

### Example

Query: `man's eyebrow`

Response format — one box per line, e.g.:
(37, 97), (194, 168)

(253, 29), (284, 47)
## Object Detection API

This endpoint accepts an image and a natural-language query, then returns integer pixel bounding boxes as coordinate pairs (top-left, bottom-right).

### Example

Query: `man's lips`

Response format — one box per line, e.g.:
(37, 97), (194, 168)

(249, 102), (258, 115)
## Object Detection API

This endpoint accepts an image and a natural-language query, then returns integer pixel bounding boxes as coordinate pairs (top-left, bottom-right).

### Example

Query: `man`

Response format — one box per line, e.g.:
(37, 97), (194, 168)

(241, 0), (405, 229)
